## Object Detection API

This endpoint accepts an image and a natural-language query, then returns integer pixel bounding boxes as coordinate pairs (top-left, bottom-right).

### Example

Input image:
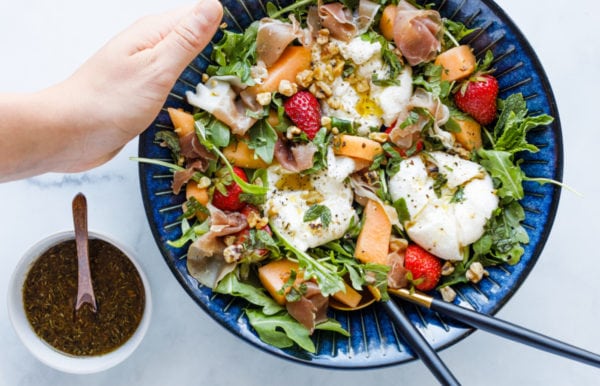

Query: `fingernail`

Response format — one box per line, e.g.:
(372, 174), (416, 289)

(193, 0), (223, 24)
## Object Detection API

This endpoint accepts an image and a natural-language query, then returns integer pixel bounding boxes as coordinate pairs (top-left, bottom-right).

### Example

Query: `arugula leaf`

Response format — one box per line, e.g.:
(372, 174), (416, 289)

(412, 63), (452, 100)
(314, 319), (350, 336)
(245, 309), (316, 352)
(473, 201), (529, 265)
(179, 196), (209, 220)
(207, 22), (258, 84)
(303, 204), (332, 228)
(166, 218), (210, 248)
(477, 149), (525, 201)
(195, 120), (268, 196)
(154, 130), (181, 163)
(214, 272), (283, 315)
(393, 197), (410, 223)
(443, 19), (477, 48)
(301, 127), (331, 175)
(247, 120), (278, 164)
(270, 223), (346, 296)
(330, 117), (357, 135)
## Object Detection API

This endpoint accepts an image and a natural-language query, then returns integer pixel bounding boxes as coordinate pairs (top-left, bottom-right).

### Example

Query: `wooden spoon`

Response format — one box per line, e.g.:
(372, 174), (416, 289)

(72, 193), (97, 313)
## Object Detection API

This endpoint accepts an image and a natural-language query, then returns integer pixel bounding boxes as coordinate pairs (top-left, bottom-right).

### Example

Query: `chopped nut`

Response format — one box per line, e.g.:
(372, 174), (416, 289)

(301, 191), (325, 205)
(332, 59), (345, 78)
(320, 116), (332, 129)
(278, 79), (298, 97)
(316, 81), (333, 97)
(465, 262), (488, 283)
(313, 66), (324, 82)
(197, 176), (212, 189)
(247, 211), (261, 228)
(368, 132), (389, 143)
(356, 79), (370, 93)
(223, 235), (237, 247)
(256, 92), (272, 106)
(331, 126), (340, 135)
(286, 125), (302, 140)
(255, 217), (269, 229)
(251, 65), (268, 84)
(439, 286), (457, 302)
(296, 69), (314, 88)
(220, 22), (228, 29)
(201, 73), (209, 83)
(326, 97), (341, 110)
(441, 261), (455, 276)
(317, 28), (330, 45)
(223, 244), (244, 263)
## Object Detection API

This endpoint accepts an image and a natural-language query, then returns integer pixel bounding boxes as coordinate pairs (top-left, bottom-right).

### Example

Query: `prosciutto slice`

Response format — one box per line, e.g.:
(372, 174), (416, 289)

(172, 159), (209, 195)
(256, 18), (307, 67)
(386, 237), (409, 289)
(186, 205), (248, 288)
(318, 2), (357, 42)
(286, 282), (329, 333)
(186, 76), (257, 136)
(179, 131), (214, 160)
(273, 138), (317, 173)
(393, 0), (443, 66)
(388, 88), (451, 149)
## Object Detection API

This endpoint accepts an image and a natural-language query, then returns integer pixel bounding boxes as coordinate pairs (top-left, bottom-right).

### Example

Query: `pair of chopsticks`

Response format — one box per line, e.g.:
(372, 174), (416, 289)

(382, 288), (600, 384)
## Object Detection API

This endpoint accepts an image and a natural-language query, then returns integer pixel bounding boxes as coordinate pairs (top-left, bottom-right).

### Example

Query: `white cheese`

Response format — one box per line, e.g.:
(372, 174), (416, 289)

(264, 149), (357, 252)
(389, 152), (498, 261)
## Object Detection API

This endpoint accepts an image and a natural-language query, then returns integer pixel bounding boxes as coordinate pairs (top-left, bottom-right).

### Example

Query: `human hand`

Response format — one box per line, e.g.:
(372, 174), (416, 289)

(57, 0), (222, 172)
(0, 0), (219, 180)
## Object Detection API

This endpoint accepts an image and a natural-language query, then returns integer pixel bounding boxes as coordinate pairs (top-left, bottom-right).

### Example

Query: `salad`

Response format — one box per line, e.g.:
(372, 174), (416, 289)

(143, 0), (554, 352)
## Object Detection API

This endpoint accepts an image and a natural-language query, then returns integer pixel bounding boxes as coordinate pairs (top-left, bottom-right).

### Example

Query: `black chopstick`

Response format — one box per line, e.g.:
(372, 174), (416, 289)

(381, 300), (460, 386)
(391, 288), (600, 368)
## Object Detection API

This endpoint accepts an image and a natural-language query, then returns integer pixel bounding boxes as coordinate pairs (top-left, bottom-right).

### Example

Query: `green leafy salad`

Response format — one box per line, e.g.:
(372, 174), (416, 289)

(138, 0), (555, 352)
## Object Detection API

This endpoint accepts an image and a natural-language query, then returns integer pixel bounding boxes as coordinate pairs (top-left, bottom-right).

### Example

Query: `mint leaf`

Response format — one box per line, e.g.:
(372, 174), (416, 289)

(304, 204), (332, 228)
(245, 309), (315, 352)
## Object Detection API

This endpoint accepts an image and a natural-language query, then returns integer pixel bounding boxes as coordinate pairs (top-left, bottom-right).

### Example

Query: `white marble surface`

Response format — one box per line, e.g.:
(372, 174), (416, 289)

(1, 0), (599, 384)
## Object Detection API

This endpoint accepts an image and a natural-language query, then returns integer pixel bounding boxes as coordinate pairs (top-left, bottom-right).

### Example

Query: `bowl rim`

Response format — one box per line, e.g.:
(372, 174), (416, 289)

(7, 230), (153, 374)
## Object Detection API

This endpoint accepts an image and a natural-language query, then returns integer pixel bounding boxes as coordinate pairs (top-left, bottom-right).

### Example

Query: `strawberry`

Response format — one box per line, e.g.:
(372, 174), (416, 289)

(404, 244), (442, 292)
(454, 74), (499, 126)
(283, 91), (321, 140)
(211, 166), (248, 212)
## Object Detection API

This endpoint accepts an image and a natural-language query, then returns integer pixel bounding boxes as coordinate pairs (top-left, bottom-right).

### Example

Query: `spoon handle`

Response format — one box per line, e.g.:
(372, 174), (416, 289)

(381, 300), (460, 386)
(73, 193), (97, 312)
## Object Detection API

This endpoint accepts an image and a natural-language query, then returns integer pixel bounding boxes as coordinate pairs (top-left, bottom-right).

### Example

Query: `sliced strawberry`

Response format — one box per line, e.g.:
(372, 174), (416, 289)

(404, 244), (442, 292)
(284, 91), (321, 140)
(212, 166), (248, 212)
(454, 74), (499, 126)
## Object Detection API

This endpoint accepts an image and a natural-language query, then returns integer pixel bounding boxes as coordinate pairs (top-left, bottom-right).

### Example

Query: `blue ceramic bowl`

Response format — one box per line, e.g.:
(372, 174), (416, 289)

(138, 0), (562, 368)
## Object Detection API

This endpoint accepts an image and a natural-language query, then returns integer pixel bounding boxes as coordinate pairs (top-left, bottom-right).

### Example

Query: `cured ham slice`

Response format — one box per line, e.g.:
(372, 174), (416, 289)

(186, 205), (248, 288)
(318, 2), (357, 42)
(286, 282), (329, 333)
(256, 18), (305, 67)
(273, 138), (317, 173)
(393, 0), (442, 66)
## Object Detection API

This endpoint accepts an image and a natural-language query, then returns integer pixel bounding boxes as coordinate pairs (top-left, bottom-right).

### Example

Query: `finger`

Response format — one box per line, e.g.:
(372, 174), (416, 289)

(155, 0), (223, 73)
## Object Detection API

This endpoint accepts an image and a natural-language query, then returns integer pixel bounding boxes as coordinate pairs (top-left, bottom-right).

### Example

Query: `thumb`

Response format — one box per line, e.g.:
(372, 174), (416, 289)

(157, 0), (223, 74)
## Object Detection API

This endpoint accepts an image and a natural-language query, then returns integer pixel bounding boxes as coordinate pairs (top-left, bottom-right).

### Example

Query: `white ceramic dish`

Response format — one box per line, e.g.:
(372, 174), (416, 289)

(7, 231), (152, 374)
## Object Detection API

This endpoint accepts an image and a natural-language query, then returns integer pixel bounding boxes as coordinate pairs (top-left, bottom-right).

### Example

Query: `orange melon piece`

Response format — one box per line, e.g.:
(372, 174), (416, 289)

(333, 135), (383, 162)
(222, 140), (269, 169)
(434, 45), (477, 81)
(354, 200), (392, 265)
(167, 107), (195, 138)
(379, 5), (397, 41)
(453, 117), (482, 150)
(258, 260), (303, 305)
(247, 46), (311, 95)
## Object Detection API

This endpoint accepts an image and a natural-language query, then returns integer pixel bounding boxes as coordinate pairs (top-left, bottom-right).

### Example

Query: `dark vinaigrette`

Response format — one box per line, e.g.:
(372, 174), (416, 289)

(23, 238), (145, 356)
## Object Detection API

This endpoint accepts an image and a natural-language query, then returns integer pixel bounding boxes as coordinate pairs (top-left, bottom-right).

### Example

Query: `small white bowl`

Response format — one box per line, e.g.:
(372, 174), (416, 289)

(7, 231), (152, 374)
